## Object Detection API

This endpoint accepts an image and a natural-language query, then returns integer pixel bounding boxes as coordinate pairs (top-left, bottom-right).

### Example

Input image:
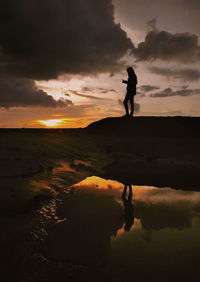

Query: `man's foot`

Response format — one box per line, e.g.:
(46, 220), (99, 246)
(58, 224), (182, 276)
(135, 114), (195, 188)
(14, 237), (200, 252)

(122, 114), (129, 118)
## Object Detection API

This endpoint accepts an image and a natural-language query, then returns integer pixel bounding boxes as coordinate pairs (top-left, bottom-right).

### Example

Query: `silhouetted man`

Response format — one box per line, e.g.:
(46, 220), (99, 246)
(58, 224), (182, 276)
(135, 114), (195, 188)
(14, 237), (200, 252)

(121, 185), (134, 232)
(122, 67), (137, 117)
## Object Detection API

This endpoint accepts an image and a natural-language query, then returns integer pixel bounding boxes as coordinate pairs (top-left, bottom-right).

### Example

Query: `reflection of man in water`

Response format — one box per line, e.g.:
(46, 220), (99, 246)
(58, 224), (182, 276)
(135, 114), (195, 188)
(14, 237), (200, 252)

(122, 67), (137, 117)
(121, 185), (134, 232)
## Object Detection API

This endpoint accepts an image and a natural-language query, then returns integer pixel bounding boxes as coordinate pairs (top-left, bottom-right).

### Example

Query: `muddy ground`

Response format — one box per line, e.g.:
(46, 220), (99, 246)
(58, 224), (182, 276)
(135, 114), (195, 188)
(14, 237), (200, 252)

(0, 117), (199, 281)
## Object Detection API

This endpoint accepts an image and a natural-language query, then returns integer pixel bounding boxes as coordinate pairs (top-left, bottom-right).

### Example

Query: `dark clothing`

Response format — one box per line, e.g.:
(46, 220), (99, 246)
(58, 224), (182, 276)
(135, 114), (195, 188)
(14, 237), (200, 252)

(123, 201), (134, 228)
(122, 72), (137, 116)
(124, 92), (134, 104)
(121, 185), (135, 232)
(123, 73), (137, 94)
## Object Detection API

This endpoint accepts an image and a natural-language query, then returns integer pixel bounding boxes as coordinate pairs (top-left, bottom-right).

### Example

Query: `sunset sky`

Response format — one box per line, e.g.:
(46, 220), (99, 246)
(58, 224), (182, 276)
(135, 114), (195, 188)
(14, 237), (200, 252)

(0, 0), (200, 128)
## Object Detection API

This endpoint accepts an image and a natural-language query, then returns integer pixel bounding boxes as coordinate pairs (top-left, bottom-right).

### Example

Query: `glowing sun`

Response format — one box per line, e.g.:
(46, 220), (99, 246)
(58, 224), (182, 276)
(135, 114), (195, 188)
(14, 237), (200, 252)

(38, 119), (63, 127)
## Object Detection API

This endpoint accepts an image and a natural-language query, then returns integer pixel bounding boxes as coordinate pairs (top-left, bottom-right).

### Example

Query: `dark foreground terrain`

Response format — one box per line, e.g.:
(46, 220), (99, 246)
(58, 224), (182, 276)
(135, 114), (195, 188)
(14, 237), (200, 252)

(86, 116), (200, 189)
(0, 116), (200, 282)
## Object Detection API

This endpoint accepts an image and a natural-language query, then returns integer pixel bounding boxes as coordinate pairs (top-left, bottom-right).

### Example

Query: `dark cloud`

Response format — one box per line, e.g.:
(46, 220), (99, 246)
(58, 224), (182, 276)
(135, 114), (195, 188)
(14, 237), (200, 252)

(0, 77), (73, 108)
(81, 87), (117, 94)
(113, 0), (200, 40)
(150, 88), (173, 97)
(147, 18), (158, 32)
(101, 89), (117, 93)
(149, 66), (200, 81)
(132, 30), (200, 63)
(68, 90), (106, 100)
(182, 0), (200, 9)
(0, 0), (133, 80)
(139, 85), (160, 92)
(0, 0), (134, 109)
(82, 87), (92, 92)
(150, 87), (200, 98)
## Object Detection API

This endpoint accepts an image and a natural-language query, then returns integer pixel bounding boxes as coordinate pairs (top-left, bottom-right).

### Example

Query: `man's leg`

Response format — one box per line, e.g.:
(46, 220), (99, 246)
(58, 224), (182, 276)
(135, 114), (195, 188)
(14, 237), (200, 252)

(128, 185), (132, 202)
(122, 185), (128, 201)
(123, 94), (129, 116)
(130, 96), (134, 116)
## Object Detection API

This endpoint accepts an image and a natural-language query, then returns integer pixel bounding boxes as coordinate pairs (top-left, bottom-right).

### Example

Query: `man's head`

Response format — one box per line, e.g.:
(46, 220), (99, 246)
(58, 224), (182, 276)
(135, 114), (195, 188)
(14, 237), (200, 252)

(127, 67), (135, 76)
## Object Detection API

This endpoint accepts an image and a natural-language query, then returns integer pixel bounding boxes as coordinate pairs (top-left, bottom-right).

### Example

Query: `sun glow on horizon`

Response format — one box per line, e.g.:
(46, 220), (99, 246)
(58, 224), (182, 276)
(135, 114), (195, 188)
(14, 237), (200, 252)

(36, 117), (92, 128)
(38, 119), (65, 127)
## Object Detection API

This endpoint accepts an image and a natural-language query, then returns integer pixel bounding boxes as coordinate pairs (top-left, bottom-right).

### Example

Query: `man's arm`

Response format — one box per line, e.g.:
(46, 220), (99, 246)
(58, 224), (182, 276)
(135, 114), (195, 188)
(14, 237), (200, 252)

(122, 80), (128, 84)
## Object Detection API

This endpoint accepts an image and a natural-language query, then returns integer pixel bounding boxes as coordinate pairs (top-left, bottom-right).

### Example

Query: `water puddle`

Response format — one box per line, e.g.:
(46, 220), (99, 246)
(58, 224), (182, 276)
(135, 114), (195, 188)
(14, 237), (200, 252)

(41, 176), (200, 281)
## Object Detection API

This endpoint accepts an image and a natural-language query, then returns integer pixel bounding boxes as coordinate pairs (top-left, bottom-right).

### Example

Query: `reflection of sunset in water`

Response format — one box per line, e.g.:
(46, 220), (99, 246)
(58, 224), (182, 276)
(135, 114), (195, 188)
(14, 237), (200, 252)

(74, 176), (200, 238)
(52, 161), (76, 174)
(75, 176), (200, 205)
(75, 176), (124, 190)
(76, 176), (160, 195)
(37, 175), (200, 281)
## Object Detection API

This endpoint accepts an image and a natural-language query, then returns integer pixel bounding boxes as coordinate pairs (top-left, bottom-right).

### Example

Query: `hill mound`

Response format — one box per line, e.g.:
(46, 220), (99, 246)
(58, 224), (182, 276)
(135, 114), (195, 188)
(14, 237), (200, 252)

(86, 116), (200, 138)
